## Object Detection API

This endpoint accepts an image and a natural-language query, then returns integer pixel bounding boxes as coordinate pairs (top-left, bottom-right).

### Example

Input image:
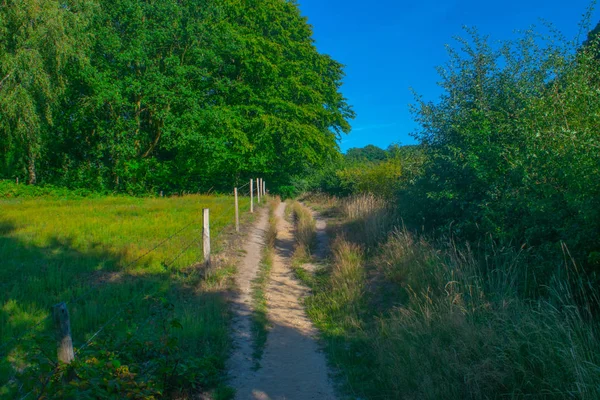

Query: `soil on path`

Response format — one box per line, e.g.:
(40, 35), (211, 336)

(230, 202), (336, 400)
(227, 206), (269, 386)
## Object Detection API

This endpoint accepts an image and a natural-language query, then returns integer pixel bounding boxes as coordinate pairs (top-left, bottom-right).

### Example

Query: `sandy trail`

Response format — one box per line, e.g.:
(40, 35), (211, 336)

(231, 202), (336, 400)
(227, 206), (269, 384)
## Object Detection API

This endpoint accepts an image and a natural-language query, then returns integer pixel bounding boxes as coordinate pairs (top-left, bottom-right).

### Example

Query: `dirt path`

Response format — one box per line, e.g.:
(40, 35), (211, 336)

(227, 206), (269, 385)
(230, 202), (336, 400)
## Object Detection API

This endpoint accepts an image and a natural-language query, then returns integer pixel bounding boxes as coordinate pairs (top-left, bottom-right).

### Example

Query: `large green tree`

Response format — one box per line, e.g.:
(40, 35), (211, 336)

(0, 0), (94, 184)
(34, 0), (353, 193)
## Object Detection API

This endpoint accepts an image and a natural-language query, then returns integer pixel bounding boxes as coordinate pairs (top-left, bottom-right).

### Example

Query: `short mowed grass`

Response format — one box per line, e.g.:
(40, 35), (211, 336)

(0, 183), (251, 398)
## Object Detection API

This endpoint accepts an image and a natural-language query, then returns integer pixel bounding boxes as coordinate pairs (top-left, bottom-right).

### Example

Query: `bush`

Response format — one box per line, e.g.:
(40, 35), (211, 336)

(0, 180), (100, 199)
(409, 28), (600, 277)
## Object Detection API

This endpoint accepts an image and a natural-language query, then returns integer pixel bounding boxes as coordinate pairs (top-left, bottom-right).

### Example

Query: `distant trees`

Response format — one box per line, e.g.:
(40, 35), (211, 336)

(345, 145), (388, 162)
(0, 0), (354, 192)
(292, 143), (424, 198)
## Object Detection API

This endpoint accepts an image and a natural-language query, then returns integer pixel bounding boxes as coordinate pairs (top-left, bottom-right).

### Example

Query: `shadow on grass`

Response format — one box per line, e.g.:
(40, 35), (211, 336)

(0, 218), (232, 398)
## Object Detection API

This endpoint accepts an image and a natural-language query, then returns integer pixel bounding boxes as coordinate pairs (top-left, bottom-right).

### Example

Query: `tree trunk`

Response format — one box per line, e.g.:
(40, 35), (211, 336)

(28, 152), (37, 185)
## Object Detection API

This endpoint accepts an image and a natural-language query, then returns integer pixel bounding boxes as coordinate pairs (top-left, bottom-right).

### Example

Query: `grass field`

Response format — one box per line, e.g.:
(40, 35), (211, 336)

(0, 187), (252, 398)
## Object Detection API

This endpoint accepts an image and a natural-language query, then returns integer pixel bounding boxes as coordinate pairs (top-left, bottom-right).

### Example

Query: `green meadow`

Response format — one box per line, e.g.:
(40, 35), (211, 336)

(0, 187), (251, 398)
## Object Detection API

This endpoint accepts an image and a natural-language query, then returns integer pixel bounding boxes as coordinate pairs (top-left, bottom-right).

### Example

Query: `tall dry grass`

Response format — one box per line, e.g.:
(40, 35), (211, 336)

(290, 201), (316, 262)
(304, 194), (600, 400)
(339, 193), (393, 249)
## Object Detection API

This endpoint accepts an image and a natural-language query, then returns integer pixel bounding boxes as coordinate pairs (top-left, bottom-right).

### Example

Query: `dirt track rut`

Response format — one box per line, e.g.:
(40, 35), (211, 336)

(229, 202), (336, 400)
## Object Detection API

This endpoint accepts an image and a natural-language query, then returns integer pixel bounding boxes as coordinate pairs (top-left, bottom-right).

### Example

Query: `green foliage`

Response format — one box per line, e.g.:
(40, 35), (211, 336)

(8, 298), (225, 399)
(0, 0), (354, 193)
(407, 25), (600, 277)
(345, 144), (388, 163)
(0, 0), (95, 184)
(294, 144), (424, 198)
(0, 180), (88, 199)
(277, 185), (298, 200)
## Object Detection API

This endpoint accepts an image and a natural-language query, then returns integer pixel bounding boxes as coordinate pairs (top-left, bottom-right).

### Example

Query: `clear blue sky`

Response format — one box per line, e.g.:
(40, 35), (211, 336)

(296, 0), (599, 152)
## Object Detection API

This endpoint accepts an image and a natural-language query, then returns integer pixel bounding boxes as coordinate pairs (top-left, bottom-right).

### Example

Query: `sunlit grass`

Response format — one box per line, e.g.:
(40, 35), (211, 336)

(0, 193), (251, 396)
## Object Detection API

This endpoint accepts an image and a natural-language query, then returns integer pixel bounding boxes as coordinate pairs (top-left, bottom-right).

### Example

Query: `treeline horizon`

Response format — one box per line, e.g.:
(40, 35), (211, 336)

(0, 0), (353, 194)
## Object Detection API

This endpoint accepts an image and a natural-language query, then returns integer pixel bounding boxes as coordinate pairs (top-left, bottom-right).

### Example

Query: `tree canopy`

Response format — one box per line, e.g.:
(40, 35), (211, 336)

(0, 0), (354, 192)
(408, 25), (600, 274)
(0, 0), (95, 184)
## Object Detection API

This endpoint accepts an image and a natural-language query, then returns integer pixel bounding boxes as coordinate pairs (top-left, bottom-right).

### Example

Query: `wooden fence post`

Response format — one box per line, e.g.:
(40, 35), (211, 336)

(250, 179), (254, 213)
(234, 187), (240, 233)
(203, 208), (211, 266)
(256, 178), (261, 204)
(53, 302), (74, 364)
(263, 180), (266, 196)
(16, 177), (19, 185)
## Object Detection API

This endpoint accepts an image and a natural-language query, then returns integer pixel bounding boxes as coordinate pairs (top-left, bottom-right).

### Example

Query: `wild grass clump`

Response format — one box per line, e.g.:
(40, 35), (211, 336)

(339, 194), (393, 249)
(329, 238), (365, 307)
(304, 237), (365, 334)
(303, 194), (600, 400)
(370, 230), (600, 399)
(290, 201), (316, 262)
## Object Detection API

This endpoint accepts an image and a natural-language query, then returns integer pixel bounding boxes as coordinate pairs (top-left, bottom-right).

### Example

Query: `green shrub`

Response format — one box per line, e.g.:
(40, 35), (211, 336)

(409, 28), (600, 277)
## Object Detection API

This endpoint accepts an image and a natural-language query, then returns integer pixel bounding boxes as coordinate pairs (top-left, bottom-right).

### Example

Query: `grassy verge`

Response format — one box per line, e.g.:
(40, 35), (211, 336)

(301, 193), (600, 400)
(289, 201), (316, 266)
(0, 184), (253, 398)
(250, 197), (279, 368)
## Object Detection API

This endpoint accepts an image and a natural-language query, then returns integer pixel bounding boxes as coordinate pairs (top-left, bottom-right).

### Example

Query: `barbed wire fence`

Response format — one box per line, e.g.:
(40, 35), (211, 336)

(3, 178), (269, 399)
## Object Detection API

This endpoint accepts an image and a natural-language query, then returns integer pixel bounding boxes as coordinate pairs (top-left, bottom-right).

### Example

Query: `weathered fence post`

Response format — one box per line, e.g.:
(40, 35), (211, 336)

(16, 177), (19, 185)
(256, 178), (261, 203)
(263, 180), (266, 196)
(53, 302), (74, 364)
(250, 179), (254, 213)
(160, 190), (163, 198)
(234, 187), (240, 233)
(203, 208), (211, 266)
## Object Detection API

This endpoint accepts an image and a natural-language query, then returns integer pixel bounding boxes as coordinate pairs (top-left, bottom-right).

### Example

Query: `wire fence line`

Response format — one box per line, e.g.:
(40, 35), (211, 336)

(1, 211), (205, 357)
(3, 179), (269, 391)
(75, 283), (165, 356)
(238, 180), (250, 190)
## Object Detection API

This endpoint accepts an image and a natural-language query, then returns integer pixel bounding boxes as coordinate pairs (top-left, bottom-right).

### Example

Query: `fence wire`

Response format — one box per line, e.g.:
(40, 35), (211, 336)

(6, 184), (268, 399)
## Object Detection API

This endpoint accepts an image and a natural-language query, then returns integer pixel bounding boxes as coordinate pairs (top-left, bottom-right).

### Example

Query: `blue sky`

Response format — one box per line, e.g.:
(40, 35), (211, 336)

(296, 0), (600, 152)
